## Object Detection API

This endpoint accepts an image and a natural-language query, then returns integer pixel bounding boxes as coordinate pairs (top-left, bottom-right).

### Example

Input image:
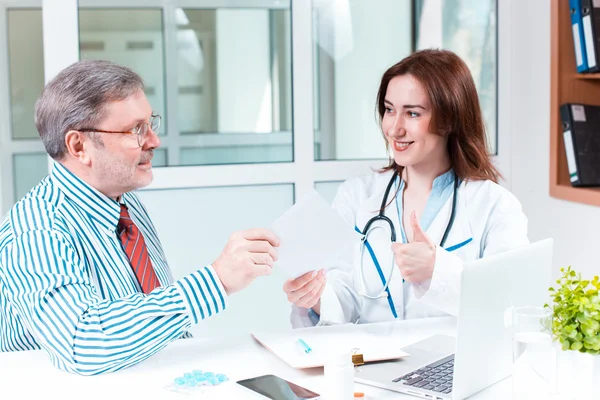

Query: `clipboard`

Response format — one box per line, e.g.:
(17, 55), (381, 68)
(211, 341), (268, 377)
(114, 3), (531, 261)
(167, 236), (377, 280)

(251, 330), (410, 369)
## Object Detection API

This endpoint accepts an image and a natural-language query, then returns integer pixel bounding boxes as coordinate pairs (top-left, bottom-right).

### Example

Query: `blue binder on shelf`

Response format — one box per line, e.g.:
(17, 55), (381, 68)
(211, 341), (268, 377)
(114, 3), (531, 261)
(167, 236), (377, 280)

(581, 0), (600, 72)
(570, 0), (589, 72)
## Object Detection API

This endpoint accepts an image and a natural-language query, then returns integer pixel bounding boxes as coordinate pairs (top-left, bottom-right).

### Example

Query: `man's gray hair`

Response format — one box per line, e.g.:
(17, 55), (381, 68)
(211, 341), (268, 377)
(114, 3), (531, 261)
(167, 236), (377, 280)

(34, 59), (144, 160)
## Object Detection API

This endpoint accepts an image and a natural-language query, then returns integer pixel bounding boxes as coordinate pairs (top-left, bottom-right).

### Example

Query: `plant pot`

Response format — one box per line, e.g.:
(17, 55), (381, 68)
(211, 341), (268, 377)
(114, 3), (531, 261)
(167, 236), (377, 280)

(556, 350), (600, 399)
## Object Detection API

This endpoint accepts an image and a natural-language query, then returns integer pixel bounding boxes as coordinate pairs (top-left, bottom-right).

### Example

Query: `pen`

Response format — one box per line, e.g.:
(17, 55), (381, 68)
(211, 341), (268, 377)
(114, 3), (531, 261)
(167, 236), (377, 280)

(297, 338), (312, 354)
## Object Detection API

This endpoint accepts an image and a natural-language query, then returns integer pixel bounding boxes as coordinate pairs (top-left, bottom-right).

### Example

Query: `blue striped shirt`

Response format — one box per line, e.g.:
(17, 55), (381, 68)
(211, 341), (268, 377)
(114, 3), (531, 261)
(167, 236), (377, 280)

(0, 162), (227, 375)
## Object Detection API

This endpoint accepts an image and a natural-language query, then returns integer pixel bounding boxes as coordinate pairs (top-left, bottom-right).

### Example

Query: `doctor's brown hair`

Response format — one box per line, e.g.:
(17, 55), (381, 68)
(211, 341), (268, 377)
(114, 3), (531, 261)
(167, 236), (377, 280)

(376, 49), (501, 183)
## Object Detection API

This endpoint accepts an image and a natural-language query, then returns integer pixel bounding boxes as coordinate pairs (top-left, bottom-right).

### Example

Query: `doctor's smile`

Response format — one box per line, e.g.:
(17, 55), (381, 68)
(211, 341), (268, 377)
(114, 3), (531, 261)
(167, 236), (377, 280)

(392, 140), (414, 151)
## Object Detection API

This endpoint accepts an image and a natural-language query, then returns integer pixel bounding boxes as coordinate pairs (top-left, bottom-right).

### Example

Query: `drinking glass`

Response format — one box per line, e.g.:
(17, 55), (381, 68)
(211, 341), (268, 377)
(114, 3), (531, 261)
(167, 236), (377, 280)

(512, 306), (557, 400)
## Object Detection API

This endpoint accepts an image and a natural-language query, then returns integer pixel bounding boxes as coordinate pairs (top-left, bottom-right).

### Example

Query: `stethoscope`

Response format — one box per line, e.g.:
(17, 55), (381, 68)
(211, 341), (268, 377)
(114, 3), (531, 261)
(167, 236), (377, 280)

(358, 170), (459, 301)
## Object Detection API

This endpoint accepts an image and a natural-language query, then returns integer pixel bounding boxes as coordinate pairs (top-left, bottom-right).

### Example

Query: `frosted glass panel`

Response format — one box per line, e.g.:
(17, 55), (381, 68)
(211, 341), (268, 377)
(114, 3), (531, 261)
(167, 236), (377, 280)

(177, 9), (292, 135)
(315, 181), (343, 204)
(136, 184), (294, 338)
(174, 8), (293, 166)
(13, 154), (48, 202)
(313, 0), (411, 161)
(8, 10), (44, 140)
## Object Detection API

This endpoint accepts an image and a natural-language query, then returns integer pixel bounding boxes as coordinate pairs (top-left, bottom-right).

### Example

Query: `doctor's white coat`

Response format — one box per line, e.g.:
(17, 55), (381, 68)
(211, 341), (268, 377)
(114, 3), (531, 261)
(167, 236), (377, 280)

(290, 170), (529, 328)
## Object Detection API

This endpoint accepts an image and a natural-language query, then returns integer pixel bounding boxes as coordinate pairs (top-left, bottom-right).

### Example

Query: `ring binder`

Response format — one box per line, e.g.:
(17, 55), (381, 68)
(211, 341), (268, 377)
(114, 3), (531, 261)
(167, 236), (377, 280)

(570, 0), (590, 72)
(560, 103), (600, 186)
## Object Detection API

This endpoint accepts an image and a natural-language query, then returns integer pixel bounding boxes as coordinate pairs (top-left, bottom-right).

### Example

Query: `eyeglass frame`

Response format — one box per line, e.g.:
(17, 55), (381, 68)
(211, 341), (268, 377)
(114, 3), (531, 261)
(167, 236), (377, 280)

(77, 114), (161, 147)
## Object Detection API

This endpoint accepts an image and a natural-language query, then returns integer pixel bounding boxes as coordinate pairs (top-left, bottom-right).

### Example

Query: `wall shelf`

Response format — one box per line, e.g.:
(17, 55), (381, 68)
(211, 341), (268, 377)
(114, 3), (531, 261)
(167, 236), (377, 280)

(573, 73), (600, 79)
(550, 183), (600, 207)
(550, 0), (600, 206)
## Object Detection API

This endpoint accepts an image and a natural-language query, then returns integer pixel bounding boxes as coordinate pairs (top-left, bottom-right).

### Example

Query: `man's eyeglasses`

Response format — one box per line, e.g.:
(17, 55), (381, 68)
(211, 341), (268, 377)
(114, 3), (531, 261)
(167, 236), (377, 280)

(78, 114), (161, 147)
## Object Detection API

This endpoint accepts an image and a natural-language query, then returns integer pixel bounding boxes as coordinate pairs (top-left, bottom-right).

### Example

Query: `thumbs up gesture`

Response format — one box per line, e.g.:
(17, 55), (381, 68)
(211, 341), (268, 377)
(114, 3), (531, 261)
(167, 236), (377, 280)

(391, 211), (436, 283)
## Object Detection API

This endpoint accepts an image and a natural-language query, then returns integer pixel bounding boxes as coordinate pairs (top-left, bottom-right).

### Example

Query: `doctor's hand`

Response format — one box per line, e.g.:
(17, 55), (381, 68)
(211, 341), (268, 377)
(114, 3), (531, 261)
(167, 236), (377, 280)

(212, 228), (280, 295)
(283, 269), (327, 313)
(391, 211), (436, 283)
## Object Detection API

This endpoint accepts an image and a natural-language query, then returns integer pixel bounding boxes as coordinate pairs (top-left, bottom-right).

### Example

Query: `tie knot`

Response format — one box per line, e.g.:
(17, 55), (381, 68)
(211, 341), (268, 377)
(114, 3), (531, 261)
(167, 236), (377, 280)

(118, 204), (134, 231)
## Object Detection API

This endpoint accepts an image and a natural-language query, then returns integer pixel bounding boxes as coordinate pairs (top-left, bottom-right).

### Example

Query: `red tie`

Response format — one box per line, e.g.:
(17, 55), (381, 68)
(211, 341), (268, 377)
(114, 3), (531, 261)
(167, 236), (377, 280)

(118, 204), (160, 294)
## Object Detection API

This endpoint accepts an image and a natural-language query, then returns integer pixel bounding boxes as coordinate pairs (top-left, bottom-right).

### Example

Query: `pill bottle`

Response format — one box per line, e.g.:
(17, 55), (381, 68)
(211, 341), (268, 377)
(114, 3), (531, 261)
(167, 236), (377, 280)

(324, 351), (354, 400)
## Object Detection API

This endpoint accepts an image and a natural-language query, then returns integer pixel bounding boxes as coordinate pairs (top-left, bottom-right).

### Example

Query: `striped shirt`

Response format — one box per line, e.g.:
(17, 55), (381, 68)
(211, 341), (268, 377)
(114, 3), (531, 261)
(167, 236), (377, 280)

(0, 162), (228, 375)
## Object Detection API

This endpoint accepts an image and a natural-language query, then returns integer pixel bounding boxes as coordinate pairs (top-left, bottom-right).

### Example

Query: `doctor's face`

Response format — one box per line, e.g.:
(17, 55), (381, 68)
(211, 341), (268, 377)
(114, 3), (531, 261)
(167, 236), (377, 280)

(381, 74), (448, 170)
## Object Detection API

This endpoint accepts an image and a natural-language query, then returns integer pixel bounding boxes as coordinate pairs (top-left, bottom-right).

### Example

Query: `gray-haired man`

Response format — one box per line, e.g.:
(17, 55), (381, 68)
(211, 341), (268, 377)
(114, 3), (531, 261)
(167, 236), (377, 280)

(0, 60), (279, 374)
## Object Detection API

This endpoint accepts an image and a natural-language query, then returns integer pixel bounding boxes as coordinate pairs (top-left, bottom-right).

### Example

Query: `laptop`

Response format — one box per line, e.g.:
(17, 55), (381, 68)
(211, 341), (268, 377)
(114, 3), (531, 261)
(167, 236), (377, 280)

(354, 239), (554, 400)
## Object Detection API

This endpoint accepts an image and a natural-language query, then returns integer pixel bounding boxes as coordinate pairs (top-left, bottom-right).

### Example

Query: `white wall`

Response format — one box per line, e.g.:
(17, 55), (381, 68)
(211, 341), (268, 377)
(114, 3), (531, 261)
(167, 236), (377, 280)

(503, 0), (600, 280)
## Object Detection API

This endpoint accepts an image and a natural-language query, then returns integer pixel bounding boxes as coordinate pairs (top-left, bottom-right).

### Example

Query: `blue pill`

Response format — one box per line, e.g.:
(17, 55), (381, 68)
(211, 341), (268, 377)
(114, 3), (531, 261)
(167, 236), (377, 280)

(174, 377), (186, 386)
(216, 374), (228, 382)
(208, 377), (218, 385)
(184, 372), (193, 379)
(186, 379), (198, 387)
(204, 372), (214, 378)
(196, 375), (207, 381)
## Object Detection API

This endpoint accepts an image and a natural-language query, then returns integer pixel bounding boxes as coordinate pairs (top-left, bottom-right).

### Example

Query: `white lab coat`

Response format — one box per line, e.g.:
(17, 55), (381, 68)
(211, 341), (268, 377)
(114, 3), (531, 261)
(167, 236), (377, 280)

(291, 169), (529, 328)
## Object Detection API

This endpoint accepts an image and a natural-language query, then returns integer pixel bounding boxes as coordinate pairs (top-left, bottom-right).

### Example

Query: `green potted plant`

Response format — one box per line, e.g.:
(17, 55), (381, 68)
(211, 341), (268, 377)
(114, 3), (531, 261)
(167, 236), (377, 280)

(545, 266), (600, 399)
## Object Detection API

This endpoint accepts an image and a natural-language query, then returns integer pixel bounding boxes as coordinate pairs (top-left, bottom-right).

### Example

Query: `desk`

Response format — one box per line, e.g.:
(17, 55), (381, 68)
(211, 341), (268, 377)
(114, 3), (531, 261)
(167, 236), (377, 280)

(0, 317), (510, 399)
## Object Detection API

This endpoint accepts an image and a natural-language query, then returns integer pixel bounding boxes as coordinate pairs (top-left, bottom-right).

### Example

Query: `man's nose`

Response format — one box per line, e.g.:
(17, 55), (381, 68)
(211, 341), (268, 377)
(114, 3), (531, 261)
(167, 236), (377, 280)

(144, 128), (161, 150)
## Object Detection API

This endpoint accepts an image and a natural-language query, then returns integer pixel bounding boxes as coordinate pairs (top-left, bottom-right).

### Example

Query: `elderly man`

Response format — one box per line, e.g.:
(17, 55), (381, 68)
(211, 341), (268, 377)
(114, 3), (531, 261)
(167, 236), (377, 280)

(0, 60), (279, 375)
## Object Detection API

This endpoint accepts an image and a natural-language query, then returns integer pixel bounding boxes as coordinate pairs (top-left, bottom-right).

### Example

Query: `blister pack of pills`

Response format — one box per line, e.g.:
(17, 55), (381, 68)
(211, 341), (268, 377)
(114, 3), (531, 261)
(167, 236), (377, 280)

(164, 369), (229, 395)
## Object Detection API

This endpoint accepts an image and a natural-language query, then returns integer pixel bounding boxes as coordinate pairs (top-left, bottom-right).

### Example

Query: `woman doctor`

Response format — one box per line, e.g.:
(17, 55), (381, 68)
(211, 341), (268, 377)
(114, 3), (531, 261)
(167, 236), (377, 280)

(284, 49), (529, 327)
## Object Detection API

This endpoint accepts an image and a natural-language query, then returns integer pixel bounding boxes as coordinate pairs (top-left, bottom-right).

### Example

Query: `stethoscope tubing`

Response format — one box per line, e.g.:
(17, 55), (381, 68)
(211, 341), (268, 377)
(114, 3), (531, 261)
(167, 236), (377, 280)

(359, 170), (459, 300)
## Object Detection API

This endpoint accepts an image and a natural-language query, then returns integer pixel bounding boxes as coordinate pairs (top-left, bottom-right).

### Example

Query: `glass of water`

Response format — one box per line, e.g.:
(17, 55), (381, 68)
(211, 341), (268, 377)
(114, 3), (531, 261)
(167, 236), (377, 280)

(512, 306), (556, 400)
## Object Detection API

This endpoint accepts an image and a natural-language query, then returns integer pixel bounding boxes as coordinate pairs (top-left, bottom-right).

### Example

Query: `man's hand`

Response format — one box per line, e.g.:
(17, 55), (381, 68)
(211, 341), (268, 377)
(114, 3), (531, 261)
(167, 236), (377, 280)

(391, 211), (436, 283)
(283, 269), (326, 313)
(212, 228), (280, 295)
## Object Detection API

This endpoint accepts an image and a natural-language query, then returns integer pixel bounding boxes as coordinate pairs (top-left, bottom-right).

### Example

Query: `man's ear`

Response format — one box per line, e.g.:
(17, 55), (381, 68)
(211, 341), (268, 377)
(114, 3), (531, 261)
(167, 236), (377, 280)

(64, 130), (92, 166)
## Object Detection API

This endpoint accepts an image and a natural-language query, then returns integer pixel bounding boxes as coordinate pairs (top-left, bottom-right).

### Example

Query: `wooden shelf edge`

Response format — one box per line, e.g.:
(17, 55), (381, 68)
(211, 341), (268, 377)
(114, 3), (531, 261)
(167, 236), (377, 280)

(573, 73), (600, 79)
(550, 183), (600, 207)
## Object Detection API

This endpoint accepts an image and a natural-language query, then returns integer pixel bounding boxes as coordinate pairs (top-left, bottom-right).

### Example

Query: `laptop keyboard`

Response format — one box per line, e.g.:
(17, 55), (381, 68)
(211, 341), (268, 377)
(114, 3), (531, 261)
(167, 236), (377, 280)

(392, 354), (454, 394)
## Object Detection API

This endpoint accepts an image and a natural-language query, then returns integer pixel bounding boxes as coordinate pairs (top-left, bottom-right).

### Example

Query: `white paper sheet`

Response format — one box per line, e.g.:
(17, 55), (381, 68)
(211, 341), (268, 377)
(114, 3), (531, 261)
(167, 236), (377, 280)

(270, 190), (360, 279)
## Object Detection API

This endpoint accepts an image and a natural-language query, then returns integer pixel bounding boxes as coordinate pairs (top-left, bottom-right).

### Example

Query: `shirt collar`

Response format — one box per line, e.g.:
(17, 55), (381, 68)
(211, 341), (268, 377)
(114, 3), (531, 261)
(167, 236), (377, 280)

(399, 168), (456, 192)
(51, 162), (121, 232)
(432, 168), (456, 192)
